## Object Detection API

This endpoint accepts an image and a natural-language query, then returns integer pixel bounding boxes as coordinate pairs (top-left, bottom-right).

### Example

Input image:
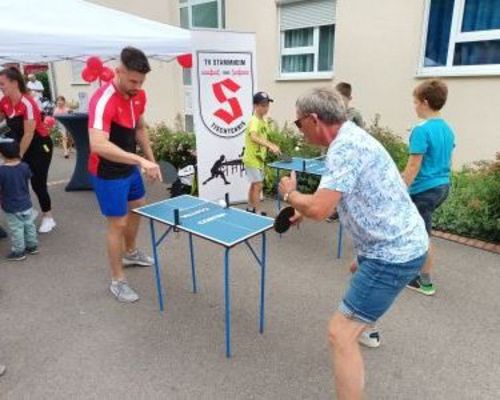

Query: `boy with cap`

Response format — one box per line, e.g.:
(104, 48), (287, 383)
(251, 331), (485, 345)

(243, 92), (280, 213)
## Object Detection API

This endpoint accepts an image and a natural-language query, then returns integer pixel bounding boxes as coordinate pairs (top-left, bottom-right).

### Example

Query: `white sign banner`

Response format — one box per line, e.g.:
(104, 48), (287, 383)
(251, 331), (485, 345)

(192, 31), (256, 203)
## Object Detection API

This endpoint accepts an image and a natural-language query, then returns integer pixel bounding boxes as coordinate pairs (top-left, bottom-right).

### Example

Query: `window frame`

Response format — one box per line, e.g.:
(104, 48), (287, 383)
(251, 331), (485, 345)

(418, 0), (500, 77)
(178, 0), (224, 30)
(278, 24), (335, 80)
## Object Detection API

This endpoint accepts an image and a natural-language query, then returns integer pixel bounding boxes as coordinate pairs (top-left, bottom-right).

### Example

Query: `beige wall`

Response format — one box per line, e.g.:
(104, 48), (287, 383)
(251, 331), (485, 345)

(53, 0), (500, 165)
(334, 0), (500, 166)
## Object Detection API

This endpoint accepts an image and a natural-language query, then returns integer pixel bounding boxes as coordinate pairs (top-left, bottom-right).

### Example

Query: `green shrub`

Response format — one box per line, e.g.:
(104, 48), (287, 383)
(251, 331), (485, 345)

(149, 123), (196, 169)
(433, 154), (500, 242)
(367, 114), (409, 171)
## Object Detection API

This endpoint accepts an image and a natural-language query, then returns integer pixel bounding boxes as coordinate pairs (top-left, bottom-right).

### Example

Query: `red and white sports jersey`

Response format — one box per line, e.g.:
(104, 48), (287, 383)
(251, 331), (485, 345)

(0, 94), (49, 138)
(88, 82), (147, 179)
(88, 82), (146, 133)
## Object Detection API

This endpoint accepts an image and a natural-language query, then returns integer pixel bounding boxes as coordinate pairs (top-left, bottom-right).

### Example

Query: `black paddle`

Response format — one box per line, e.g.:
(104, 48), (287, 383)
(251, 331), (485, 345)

(158, 160), (178, 185)
(280, 153), (292, 163)
(273, 206), (296, 234)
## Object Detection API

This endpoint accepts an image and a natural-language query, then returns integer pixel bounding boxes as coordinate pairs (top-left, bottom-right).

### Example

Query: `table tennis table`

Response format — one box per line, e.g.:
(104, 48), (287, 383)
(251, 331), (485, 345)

(268, 156), (344, 258)
(133, 194), (274, 358)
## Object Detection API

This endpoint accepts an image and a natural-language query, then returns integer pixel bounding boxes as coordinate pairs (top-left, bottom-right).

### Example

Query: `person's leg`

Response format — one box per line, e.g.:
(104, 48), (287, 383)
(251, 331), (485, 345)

(249, 182), (263, 211)
(23, 209), (38, 252)
(122, 168), (152, 267)
(107, 216), (128, 281)
(25, 137), (55, 232)
(409, 185), (449, 295)
(124, 197), (145, 253)
(328, 312), (367, 400)
(92, 173), (140, 302)
(5, 213), (26, 259)
(61, 132), (69, 158)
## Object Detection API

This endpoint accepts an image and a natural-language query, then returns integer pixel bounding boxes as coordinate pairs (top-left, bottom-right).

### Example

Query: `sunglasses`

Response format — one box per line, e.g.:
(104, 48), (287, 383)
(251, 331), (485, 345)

(294, 114), (310, 129)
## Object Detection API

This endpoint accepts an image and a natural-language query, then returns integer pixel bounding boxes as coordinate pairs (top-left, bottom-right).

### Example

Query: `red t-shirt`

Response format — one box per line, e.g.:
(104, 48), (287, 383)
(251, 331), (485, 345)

(87, 82), (146, 178)
(0, 94), (49, 137)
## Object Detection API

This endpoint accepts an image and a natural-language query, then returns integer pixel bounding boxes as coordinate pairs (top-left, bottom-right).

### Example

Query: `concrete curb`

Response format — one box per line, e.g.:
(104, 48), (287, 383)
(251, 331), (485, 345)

(432, 230), (500, 255)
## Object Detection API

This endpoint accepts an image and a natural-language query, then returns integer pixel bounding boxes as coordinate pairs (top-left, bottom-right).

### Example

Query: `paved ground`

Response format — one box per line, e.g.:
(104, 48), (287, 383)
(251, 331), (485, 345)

(0, 149), (499, 399)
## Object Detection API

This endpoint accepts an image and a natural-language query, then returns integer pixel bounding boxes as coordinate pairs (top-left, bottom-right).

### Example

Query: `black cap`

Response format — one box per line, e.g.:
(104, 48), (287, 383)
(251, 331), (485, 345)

(253, 91), (274, 104)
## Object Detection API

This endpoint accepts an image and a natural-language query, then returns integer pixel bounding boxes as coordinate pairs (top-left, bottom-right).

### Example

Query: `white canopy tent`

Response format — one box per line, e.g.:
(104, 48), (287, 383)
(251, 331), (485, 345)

(0, 0), (191, 63)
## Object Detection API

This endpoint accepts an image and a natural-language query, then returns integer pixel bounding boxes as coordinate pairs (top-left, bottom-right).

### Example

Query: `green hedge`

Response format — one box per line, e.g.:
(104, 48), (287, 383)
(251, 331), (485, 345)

(433, 155), (500, 242)
(148, 119), (500, 243)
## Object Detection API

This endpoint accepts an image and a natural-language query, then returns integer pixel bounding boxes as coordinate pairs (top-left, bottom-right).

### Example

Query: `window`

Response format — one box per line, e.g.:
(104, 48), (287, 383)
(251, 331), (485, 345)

(179, 0), (225, 120)
(278, 0), (336, 79)
(179, 0), (225, 30)
(419, 0), (500, 76)
(70, 60), (88, 85)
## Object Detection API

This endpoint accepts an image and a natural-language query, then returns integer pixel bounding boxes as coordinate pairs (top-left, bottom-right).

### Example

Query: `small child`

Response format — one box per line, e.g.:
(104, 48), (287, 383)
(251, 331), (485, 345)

(402, 79), (455, 295)
(243, 92), (281, 214)
(53, 95), (71, 158)
(0, 141), (38, 260)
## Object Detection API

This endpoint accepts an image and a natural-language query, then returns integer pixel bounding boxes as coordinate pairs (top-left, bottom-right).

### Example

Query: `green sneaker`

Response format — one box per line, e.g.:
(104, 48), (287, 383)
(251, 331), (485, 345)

(407, 277), (436, 296)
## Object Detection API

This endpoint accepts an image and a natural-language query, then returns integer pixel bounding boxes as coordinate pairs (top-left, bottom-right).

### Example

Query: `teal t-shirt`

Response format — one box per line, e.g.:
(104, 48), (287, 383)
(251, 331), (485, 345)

(409, 118), (455, 195)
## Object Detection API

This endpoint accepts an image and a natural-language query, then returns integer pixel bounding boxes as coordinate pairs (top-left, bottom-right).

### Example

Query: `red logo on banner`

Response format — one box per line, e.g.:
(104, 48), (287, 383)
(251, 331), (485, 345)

(212, 79), (243, 125)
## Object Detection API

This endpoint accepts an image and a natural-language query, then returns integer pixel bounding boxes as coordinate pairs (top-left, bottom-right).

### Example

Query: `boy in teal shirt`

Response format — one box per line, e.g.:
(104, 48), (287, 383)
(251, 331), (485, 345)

(403, 79), (455, 295)
(243, 92), (280, 213)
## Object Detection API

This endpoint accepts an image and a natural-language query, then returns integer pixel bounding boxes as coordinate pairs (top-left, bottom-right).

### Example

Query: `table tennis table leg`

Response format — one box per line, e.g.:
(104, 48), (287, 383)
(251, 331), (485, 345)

(276, 168), (281, 212)
(188, 233), (197, 293)
(224, 247), (232, 358)
(259, 232), (267, 334)
(337, 223), (343, 259)
(149, 219), (165, 312)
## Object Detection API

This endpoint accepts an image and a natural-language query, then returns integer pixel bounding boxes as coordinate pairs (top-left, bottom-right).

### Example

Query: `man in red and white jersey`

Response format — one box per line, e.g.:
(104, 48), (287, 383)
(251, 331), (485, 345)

(88, 47), (161, 303)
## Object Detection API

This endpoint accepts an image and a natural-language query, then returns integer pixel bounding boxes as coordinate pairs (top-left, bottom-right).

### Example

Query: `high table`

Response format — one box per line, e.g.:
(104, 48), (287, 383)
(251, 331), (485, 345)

(268, 156), (344, 258)
(54, 113), (93, 191)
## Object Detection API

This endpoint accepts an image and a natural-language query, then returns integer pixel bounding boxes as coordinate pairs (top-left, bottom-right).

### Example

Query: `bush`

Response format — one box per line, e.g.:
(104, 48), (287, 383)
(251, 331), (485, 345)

(263, 120), (322, 195)
(433, 153), (500, 242)
(149, 123), (196, 169)
(367, 114), (409, 171)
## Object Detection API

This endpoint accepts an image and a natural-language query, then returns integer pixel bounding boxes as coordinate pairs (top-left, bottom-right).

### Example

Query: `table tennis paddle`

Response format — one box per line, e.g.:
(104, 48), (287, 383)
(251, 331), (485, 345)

(274, 206), (295, 234)
(280, 153), (292, 163)
(158, 160), (178, 185)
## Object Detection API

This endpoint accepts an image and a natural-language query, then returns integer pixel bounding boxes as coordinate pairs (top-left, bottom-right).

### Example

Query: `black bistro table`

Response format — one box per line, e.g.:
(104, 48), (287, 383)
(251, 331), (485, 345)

(55, 113), (93, 191)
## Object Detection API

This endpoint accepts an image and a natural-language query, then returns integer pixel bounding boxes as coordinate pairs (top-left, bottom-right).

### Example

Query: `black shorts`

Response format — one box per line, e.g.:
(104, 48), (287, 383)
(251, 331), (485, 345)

(410, 184), (450, 234)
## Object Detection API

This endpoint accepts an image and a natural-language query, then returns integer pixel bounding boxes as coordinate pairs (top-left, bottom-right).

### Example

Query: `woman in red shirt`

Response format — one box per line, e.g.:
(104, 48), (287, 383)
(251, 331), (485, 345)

(0, 67), (56, 233)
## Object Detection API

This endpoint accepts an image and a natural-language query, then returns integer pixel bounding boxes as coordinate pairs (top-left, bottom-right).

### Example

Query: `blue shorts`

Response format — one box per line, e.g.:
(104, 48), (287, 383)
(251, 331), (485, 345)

(91, 167), (145, 217)
(410, 184), (450, 234)
(339, 253), (427, 324)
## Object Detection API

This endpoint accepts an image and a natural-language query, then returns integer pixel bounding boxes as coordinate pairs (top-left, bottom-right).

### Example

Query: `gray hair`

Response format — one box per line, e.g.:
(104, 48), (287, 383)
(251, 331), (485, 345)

(296, 87), (347, 125)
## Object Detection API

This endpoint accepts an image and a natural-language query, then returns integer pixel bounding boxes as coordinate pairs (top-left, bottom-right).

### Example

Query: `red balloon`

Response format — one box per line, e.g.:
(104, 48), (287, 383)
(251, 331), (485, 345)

(81, 67), (98, 83)
(44, 116), (56, 128)
(177, 53), (192, 68)
(86, 56), (103, 73)
(100, 67), (115, 82)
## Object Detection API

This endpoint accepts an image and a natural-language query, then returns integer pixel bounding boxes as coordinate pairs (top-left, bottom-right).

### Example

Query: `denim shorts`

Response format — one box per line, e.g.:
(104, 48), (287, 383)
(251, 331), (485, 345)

(91, 167), (145, 217)
(339, 253), (427, 324)
(410, 184), (450, 234)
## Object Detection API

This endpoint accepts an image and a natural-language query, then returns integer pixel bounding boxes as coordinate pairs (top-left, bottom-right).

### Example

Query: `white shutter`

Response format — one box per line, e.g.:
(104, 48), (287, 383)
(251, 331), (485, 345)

(279, 0), (336, 31)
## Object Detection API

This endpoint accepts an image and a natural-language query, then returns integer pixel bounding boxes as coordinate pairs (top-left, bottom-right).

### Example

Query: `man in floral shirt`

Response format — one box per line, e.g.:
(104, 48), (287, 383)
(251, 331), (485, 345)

(279, 87), (428, 400)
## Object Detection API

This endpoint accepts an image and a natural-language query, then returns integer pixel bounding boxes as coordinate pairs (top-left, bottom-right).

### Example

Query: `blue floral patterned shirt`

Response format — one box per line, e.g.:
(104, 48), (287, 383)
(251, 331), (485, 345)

(318, 122), (428, 263)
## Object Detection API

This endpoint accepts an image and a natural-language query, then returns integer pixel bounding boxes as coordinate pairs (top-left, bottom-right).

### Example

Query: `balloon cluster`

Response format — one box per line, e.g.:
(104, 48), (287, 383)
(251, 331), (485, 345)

(176, 53), (192, 69)
(81, 57), (115, 83)
(44, 116), (56, 129)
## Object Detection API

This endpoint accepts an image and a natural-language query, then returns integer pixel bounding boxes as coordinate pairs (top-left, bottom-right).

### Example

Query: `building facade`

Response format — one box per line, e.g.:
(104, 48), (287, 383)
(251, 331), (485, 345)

(53, 0), (500, 166)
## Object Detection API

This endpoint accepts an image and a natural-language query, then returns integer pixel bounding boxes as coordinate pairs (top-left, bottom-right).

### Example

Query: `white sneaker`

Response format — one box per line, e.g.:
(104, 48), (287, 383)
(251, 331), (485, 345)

(109, 281), (139, 303)
(39, 217), (56, 233)
(358, 329), (381, 348)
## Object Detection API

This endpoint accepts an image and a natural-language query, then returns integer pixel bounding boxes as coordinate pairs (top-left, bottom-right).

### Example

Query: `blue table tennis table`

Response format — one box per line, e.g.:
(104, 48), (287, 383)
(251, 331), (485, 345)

(133, 195), (274, 358)
(268, 156), (344, 258)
